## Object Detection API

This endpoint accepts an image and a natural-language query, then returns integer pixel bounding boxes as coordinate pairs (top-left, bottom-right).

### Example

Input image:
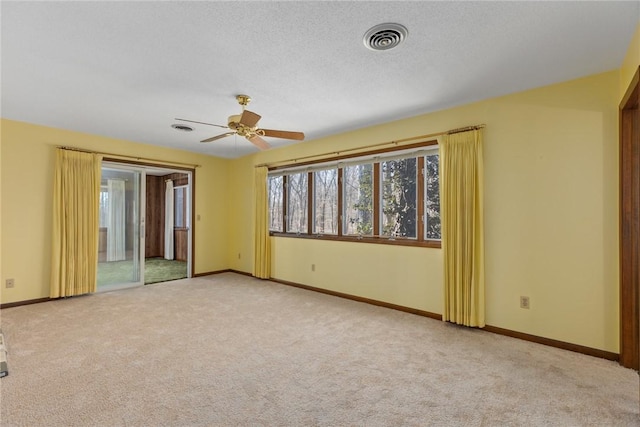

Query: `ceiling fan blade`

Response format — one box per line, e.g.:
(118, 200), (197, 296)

(260, 129), (305, 141)
(201, 132), (235, 143)
(239, 110), (261, 128)
(247, 135), (271, 150)
(175, 118), (228, 129)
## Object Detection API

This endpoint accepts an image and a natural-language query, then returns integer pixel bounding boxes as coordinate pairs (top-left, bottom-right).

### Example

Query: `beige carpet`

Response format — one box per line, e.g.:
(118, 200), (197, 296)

(0, 273), (637, 426)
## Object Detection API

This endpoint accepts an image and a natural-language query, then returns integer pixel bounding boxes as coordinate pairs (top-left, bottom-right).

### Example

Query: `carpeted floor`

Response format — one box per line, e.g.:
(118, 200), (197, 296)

(143, 257), (187, 285)
(0, 273), (637, 426)
(97, 257), (187, 286)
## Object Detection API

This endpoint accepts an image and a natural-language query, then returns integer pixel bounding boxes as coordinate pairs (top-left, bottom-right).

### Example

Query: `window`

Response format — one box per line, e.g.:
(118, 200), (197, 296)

(174, 186), (188, 228)
(268, 176), (284, 232)
(424, 153), (440, 240)
(268, 141), (440, 247)
(313, 169), (338, 235)
(287, 172), (308, 233)
(343, 164), (373, 236)
(99, 185), (109, 227)
(380, 158), (417, 238)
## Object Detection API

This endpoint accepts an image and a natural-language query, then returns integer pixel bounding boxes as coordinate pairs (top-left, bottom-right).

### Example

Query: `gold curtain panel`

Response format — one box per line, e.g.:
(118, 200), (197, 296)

(440, 129), (485, 327)
(50, 148), (103, 298)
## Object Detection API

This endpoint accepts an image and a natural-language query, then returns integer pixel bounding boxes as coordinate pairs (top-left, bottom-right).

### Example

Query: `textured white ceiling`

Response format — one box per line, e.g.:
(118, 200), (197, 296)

(2, 1), (639, 158)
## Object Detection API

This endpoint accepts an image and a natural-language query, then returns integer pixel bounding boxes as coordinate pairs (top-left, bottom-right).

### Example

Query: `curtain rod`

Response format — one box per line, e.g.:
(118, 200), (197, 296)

(255, 124), (485, 168)
(57, 146), (201, 169)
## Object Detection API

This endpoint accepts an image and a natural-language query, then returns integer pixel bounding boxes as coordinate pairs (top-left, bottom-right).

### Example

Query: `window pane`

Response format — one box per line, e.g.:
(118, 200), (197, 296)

(425, 154), (441, 240)
(381, 158), (417, 238)
(174, 187), (185, 227)
(313, 169), (338, 234)
(287, 172), (308, 233)
(99, 187), (108, 227)
(268, 176), (283, 232)
(343, 164), (373, 236)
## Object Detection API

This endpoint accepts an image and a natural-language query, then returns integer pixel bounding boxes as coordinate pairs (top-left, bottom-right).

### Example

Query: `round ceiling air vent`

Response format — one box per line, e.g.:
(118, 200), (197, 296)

(363, 23), (408, 51)
(171, 124), (194, 132)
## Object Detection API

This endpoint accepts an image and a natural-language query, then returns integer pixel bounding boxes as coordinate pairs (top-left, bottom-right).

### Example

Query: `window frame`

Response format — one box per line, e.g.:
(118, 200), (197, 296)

(379, 156), (419, 239)
(268, 175), (285, 232)
(312, 167), (339, 236)
(286, 171), (309, 234)
(342, 163), (374, 237)
(268, 140), (441, 249)
(424, 152), (441, 241)
(174, 185), (189, 229)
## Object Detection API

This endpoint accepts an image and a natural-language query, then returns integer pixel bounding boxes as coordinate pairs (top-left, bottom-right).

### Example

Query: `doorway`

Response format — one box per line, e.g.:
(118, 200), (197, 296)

(97, 162), (193, 291)
(620, 66), (640, 369)
(143, 170), (192, 285)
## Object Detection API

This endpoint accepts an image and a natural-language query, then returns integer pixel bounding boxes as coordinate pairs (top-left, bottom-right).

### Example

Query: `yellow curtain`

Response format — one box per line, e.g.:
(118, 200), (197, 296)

(50, 149), (103, 298)
(439, 129), (485, 327)
(253, 166), (271, 279)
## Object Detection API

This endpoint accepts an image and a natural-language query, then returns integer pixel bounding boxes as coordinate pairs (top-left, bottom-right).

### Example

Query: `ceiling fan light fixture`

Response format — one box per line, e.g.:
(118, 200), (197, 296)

(363, 23), (408, 51)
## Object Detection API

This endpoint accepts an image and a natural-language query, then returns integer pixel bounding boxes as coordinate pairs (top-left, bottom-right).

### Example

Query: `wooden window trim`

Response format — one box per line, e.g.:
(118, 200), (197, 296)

(271, 231), (441, 248)
(307, 172), (313, 235)
(373, 162), (380, 236)
(282, 175), (288, 232)
(269, 140), (438, 172)
(417, 156), (425, 241)
(337, 168), (344, 237)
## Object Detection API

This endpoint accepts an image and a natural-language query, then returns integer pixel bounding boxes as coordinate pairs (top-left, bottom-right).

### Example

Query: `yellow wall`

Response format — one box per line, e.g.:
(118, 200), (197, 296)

(228, 70), (620, 353)
(0, 119), (230, 304)
(3, 25), (637, 352)
(620, 22), (640, 100)
(226, 154), (255, 270)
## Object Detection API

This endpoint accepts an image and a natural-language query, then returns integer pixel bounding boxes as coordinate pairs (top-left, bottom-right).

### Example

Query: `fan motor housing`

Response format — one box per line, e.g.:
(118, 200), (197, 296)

(228, 114), (241, 130)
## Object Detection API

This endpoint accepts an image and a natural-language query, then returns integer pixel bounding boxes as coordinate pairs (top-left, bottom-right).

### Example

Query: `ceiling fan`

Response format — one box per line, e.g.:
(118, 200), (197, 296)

(175, 95), (305, 150)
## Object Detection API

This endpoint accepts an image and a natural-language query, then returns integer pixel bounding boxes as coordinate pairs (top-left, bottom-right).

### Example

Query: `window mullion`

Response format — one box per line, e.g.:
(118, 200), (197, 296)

(337, 168), (343, 237)
(373, 162), (380, 236)
(417, 156), (425, 242)
(307, 172), (313, 235)
(283, 175), (288, 232)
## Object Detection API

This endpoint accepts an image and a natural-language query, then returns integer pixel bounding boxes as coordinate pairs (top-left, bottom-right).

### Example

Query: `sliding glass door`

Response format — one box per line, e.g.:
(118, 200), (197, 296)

(97, 165), (145, 290)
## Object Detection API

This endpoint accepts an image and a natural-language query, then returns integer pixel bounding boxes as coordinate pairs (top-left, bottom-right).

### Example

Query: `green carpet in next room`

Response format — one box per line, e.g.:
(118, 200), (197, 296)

(97, 257), (187, 286)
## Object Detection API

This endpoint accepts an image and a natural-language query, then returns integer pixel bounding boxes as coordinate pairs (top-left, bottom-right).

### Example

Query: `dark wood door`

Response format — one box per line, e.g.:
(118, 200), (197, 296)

(620, 66), (640, 370)
(145, 175), (165, 258)
(174, 228), (188, 261)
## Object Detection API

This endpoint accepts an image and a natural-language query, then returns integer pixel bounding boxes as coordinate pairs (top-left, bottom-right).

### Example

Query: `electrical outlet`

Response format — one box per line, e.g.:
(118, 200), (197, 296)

(520, 296), (530, 309)
(311, 264), (315, 272)
(5, 279), (14, 289)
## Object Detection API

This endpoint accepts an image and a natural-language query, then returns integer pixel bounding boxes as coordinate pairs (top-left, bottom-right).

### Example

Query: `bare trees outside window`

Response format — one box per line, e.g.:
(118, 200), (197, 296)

(425, 154), (440, 240)
(381, 158), (417, 238)
(313, 169), (338, 234)
(343, 164), (373, 236)
(268, 176), (283, 232)
(287, 172), (308, 233)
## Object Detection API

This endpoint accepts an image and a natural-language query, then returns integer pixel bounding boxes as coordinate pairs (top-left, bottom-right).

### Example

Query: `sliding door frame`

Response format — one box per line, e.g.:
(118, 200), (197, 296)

(103, 158), (196, 283)
(98, 162), (146, 291)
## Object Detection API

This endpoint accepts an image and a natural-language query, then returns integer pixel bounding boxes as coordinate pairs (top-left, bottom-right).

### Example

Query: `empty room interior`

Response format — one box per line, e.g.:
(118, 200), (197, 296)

(1, 1), (640, 425)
